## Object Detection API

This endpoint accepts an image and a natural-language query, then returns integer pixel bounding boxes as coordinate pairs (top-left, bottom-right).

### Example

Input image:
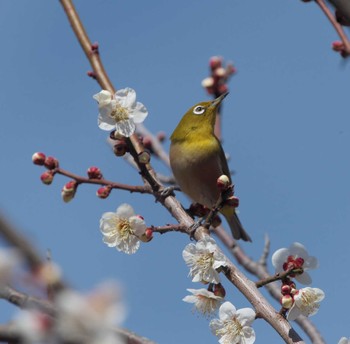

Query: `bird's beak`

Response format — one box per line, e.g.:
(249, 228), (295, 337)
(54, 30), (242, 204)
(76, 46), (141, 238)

(210, 92), (229, 108)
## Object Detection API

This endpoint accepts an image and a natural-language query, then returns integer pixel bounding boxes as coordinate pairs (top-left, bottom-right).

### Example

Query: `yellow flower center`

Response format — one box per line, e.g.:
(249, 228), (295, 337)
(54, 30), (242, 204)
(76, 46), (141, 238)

(216, 316), (243, 343)
(196, 252), (214, 271)
(110, 105), (129, 122)
(298, 290), (319, 314)
(116, 218), (133, 239)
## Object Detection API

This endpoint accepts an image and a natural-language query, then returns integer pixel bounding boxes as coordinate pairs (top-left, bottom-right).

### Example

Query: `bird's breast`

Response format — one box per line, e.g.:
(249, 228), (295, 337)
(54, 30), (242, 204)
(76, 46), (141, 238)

(170, 138), (224, 207)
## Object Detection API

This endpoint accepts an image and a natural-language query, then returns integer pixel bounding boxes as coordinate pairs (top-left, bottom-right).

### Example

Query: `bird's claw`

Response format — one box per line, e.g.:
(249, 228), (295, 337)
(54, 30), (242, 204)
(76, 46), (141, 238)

(189, 218), (203, 240)
(155, 186), (176, 202)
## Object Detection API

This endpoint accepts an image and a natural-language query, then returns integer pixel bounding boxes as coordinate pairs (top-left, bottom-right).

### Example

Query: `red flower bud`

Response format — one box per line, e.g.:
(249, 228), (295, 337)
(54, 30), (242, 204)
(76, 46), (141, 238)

(96, 186), (111, 199)
(156, 131), (166, 142)
(40, 171), (54, 185)
(224, 196), (239, 208)
(44, 156), (59, 170)
(32, 152), (46, 165)
(211, 215), (222, 228)
(213, 283), (226, 298)
(281, 284), (291, 295)
(217, 175), (230, 190)
(61, 180), (77, 203)
(87, 166), (103, 179)
(189, 203), (210, 217)
(209, 56), (222, 70)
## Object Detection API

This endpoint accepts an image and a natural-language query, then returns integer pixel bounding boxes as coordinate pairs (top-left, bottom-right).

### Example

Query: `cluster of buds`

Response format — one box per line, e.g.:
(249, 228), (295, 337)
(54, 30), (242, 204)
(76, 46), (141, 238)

(201, 56), (236, 97)
(32, 152), (59, 185)
(33, 152), (115, 202)
(280, 279), (298, 310)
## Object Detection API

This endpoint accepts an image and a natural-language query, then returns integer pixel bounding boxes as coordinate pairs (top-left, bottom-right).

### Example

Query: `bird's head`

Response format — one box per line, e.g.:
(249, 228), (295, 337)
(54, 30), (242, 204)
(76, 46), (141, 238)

(170, 92), (228, 141)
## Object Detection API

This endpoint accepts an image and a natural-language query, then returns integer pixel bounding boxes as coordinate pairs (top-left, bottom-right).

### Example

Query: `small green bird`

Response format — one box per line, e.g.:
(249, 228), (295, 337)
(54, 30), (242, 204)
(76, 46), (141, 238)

(169, 93), (251, 242)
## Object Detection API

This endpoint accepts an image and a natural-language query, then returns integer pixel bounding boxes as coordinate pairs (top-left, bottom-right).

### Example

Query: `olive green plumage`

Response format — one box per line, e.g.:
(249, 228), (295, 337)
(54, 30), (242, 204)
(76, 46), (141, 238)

(169, 93), (251, 242)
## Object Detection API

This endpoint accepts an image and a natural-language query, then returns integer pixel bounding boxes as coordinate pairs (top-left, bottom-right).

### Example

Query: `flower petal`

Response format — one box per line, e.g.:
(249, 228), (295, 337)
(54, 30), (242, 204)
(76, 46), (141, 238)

(98, 115), (116, 131)
(130, 103), (148, 123)
(116, 204), (135, 219)
(295, 271), (312, 285)
(218, 301), (236, 321)
(115, 88), (136, 108)
(242, 326), (256, 344)
(236, 308), (256, 327)
(115, 119), (136, 137)
(271, 248), (289, 271)
(93, 90), (112, 106)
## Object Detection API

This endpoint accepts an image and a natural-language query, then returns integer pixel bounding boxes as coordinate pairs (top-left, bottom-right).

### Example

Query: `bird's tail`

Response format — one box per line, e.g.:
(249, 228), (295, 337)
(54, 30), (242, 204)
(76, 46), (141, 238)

(222, 207), (252, 242)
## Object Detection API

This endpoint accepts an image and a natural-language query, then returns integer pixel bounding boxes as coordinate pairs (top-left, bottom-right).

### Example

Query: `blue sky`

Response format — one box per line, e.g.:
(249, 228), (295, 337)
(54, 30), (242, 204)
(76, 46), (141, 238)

(1, 1), (349, 343)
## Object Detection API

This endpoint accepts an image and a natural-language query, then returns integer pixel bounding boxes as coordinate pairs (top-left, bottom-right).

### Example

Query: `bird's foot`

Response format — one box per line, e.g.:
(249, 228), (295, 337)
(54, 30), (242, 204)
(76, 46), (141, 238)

(155, 186), (176, 202)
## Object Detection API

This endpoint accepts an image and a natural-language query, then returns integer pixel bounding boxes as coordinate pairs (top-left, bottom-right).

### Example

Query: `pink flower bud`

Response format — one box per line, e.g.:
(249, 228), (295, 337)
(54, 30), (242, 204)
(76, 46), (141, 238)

(139, 228), (153, 242)
(280, 294), (294, 309)
(214, 67), (226, 78)
(281, 284), (291, 295)
(213, 283), (226, 298)
(96, 186), (111, 199)
(40, 171), (54, 185)
(87, 166), (103, 179)
(217, 175), (230, 190)
(61, 180), (77, 203)
(217, 84), (229, 95)
(91, 42), (99, 52)
(332, 41), (344, 52)
(138, 151), (151, 164)
(294, 257), (305, 268)
(44, 156), (59, 170)
(32, 152), (46, 165)
(201, 77), (215, 89)
(87, 71), (97, 79)
(209, 56), (222, 70)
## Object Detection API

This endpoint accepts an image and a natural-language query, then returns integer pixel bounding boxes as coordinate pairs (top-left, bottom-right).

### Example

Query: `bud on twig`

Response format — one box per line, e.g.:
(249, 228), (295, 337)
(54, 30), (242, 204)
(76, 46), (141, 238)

(61, 180), (77, 203)
(32, 152), (46, 165)
(87, 166), (103, 179)
(40, 171), (55, 185)
(96, 186), (111, 199)
(44, 156), (59, 170)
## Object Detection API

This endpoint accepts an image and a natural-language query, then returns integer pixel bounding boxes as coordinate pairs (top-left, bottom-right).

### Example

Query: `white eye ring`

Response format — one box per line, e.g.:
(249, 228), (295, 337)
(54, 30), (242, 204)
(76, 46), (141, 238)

(193, 106), (205, 115)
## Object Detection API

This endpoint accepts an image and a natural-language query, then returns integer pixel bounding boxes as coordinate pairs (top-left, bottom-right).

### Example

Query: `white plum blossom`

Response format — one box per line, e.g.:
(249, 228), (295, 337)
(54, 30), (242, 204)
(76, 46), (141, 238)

(55, 282), (125, 344)
(15, 282), (125, 344)
(287, 287), (325, 321)
(100, 204), (147, 254)
(182, 236), (227, 284)
(338, 338), (350, 344)
(272, 242), (318, 285)
(183, 288), (223, 318)
(210, 301), (256, 344)
(93, 88), (148, 137)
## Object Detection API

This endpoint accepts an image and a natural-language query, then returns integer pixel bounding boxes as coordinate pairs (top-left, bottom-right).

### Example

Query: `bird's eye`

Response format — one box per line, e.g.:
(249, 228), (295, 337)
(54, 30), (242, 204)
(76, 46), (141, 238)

(193, 106), (205, 115)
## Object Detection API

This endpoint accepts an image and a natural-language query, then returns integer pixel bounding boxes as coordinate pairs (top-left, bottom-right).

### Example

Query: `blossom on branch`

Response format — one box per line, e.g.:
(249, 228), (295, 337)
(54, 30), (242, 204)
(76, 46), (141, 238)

(210, 301), (256, 344)
(93, 88), (148, 137)
(287, 287), (325, 321)
(100, 204), (147, 254)
(338, 337), (350, 344)
(183, 288), (223, 318)
(272, 242), (318, 285)
(182, 236), (227, 284)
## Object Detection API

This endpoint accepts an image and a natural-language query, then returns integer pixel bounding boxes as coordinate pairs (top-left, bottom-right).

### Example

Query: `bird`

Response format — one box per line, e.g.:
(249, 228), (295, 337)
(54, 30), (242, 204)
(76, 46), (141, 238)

(169, 93), (252, 242)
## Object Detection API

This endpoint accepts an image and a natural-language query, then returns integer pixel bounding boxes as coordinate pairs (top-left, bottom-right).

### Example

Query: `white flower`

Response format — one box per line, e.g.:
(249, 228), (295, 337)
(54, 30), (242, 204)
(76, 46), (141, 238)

(183, 288), (223, 318)
(210, 301), (256, 344)
(55, 282), (125, 344)
(15, 310), (52, 343)
(93, 88), (148, 137)
(287, 287), (325, 321)
(100, 204), (147, 254)
(182, 236), (227, 284)
(338, 337), (350, 344)
(272, 242), (318, 285)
